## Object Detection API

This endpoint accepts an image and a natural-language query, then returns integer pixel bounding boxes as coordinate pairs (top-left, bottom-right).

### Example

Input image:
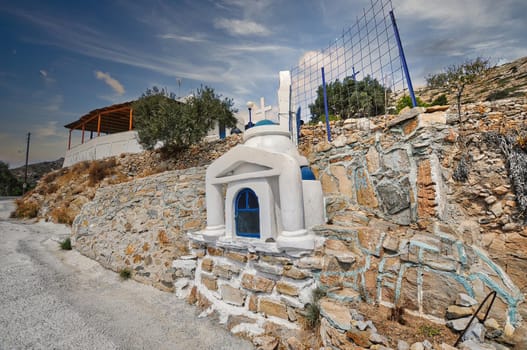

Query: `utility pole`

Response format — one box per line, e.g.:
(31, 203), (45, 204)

(23, 132), (30, 194)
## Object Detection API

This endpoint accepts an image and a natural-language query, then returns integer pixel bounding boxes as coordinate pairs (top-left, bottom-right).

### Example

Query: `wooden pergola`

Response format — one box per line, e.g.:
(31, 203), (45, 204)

(64, 101), (134, 150)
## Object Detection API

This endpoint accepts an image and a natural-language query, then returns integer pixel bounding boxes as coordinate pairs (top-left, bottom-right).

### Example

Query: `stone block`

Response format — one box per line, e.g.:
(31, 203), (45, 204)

(345, 328), (372, 348)
(254, 262), (283, 276)
(248, 294), (258, 312)
(319, 298), (352, 331)
(376, 181), (410, 215)
(207, 246), (224, 256)
(295, 256), (324, 270)
(282, 266), (310, 280)
(320, 318), (355, 350)
(172, 259), (196, 277)
(220, 284), (246, 306)
(201, 258), (214, 272)
(422, 271), (467, 318)
(241, 273), (274, 293)
(446, 305), (474, 319)
(330, 165), (354, 198)
(201, 274), (217, 291)
(357, 227), (382, 254)
(354, 167), (379, 208)
(213, 263), (240, 279)
(324, 239), (356, 264)
(225, 251), (248, 263)
(276, 281), (299, 296)
(258, 298), (288, 319)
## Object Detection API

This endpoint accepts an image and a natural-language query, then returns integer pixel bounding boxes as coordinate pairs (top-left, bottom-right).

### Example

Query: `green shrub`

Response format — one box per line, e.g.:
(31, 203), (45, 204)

(419, 324), (441, 337)
(60, 238), (72, 250)
(395, 95), (429, 113)
(431, 94), (448, 106)
(305, 303), (321, 329)
(119, 268), (132, 280)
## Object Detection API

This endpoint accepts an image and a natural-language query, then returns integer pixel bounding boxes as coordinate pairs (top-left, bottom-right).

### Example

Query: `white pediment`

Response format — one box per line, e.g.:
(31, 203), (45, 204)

(216, 162), (273, 178)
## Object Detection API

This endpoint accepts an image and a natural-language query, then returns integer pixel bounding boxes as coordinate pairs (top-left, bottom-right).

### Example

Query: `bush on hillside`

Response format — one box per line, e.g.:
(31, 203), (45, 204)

(11, 199), (39, 219)
(132, 86), (238, 152)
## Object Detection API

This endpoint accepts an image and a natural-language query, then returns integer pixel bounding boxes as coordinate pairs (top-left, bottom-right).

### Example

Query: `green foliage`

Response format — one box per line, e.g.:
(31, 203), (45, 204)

(0, 161), (23, 196)
(133, 86), (238, 152)
(119, 268), (132, 280)
(304, 287), (327, 329)
(395, 95), (429, 113)
(431, 94), (448, 106)
(419, 324), (441, 337)
(309, 76), (387, 123)
(426, 57), (491, 90)
(60, 238), (72, 250)
(305, 303), (320, 329)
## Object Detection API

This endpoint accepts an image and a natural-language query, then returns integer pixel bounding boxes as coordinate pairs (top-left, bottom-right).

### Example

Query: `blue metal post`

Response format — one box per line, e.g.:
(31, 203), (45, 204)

(389, 10), (417, 107)
(321, 67), (332, 142)
(296, 107), (301, 144)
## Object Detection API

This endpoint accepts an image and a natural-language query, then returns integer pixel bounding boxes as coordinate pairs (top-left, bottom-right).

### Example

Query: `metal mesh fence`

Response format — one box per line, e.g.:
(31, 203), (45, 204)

(290, 0), (408, 122)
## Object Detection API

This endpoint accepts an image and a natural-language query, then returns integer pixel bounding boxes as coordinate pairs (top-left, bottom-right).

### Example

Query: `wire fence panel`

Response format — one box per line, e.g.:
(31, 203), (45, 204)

(291, 0), (408, 123)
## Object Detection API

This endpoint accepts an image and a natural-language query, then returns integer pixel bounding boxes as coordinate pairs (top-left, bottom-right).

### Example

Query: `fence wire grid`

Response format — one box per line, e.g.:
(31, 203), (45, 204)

(290, 0), (409, 122)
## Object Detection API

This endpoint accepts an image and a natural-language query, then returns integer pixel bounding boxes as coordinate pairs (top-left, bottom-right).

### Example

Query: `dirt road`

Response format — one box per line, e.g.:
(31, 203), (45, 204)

(0, 198), (253, 349)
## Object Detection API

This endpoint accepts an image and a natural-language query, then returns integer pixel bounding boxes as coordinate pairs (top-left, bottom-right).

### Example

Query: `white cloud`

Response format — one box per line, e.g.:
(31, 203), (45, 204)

(214, 18), (271, 36)
(159, 33), (207, 42)
(39, 69), (55, 83)
(35, 121), (60, 137)
(95, 70), (125, 95)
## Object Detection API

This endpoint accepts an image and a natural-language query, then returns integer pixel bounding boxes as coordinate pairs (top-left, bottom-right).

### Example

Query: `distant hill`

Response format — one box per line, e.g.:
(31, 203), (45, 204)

(10, 158), (64, 189)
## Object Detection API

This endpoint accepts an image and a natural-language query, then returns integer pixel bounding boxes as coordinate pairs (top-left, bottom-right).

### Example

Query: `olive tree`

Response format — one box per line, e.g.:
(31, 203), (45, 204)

(426, 57), (491, 118)
(133, 86), (238, 151)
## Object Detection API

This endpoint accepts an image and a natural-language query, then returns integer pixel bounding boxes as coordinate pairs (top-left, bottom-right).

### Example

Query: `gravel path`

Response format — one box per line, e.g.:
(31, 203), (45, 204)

(0, 198), (253, 350)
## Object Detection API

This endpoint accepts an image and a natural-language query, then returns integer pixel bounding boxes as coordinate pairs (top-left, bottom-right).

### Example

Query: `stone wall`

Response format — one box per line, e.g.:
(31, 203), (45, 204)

(72, 167), (206, 291)
(71, 98), (527, 347)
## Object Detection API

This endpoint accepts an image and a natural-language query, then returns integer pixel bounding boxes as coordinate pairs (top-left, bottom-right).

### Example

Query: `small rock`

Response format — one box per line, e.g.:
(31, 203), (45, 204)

(458, 339), (496, 350)
(398, 340), (410, 350)
(422, 340), (432, 349)
(447, 317), (475, 331)
(484, 196), (497, 204)
(484, 318), (500, 330)
(462, 322), (486, 342)
(253, 335), (279, 350)
(369, 332), (388, 345)
(504, 322), (515, 337)
(440, 343), (457, 350)
(286, 336), (304, 350)
(410, 342), (424, 350)
(456, 293), (478, 307)
(446, 305), (474, 319)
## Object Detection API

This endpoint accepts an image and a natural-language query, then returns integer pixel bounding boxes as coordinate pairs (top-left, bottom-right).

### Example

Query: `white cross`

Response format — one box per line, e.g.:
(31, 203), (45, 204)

(254, 97), (272, 121)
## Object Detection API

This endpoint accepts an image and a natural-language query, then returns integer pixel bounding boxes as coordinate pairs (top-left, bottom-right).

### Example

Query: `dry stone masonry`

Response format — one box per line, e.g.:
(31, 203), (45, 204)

(72, 97), (527, 349)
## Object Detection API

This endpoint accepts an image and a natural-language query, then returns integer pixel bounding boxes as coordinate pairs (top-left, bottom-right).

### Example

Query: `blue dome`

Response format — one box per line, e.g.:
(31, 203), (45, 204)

(254, 119), (276, 127)
(301, 166), (316, 180)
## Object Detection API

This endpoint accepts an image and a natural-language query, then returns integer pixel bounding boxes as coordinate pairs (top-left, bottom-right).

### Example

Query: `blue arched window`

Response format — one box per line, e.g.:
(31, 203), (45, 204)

(235, 188), (260, 238)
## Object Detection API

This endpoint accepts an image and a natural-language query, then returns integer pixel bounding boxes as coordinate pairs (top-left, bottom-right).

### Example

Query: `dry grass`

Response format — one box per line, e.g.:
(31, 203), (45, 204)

(50, 206), (76, 225)
(11, 199), (40, 219)
(88, 158), (116, 186)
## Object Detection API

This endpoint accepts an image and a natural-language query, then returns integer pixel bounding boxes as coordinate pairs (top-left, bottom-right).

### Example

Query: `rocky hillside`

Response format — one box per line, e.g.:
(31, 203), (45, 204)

(415, 56), (527, 105)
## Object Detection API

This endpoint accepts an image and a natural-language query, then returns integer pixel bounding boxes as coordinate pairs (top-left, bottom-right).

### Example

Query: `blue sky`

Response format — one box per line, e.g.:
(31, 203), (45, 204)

(1, 0), (526, 167)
